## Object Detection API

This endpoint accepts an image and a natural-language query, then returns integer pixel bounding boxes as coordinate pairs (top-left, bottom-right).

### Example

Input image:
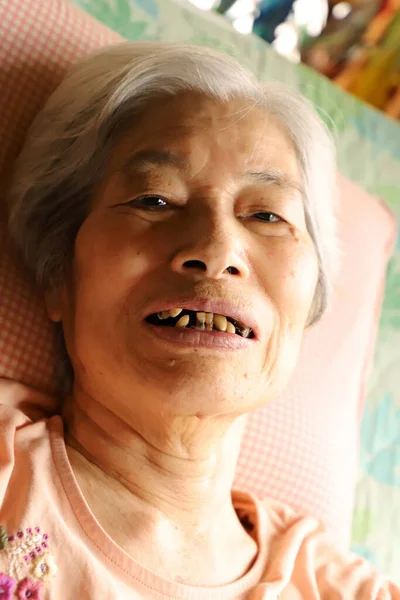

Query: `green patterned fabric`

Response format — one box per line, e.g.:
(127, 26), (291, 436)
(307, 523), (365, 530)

(71, 0), (400, 582)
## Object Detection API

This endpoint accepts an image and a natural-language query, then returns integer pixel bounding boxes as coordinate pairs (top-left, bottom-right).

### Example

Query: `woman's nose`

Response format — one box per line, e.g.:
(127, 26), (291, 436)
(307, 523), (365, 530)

(170, 217), (250, 281)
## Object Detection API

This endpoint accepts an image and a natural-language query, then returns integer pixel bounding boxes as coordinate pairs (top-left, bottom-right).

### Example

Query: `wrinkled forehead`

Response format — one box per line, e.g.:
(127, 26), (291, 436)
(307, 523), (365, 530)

(106, 93), (301, 182)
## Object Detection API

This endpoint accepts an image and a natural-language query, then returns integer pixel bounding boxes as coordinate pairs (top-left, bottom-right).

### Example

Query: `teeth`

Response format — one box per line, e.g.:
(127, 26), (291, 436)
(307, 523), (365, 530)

(213, 314), (227, 332)
(205, 312), (213, 331)
(158, 308), (182, 319)
(175, 314), (190, 328)
(154, 308), (251, 338)
(226, 321), (236, 334)
(196, 311), (206, 330)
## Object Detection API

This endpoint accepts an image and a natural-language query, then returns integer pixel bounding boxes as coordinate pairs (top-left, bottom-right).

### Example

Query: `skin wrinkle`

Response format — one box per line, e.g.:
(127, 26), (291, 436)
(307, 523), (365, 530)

(123, 152), (305, 201)
(46, 93), (319, 586)
(217, 98), (261, 132)
(248, 104), (268, 167)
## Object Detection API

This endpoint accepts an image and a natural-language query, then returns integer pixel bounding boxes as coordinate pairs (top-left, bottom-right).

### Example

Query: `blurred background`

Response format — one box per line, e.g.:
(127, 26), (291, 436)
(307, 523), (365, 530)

(187, 0), (400, 119)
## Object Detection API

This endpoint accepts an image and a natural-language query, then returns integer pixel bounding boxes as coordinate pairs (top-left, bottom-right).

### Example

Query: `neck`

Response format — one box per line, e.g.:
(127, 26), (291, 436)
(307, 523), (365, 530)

(62, 384), (257, 585)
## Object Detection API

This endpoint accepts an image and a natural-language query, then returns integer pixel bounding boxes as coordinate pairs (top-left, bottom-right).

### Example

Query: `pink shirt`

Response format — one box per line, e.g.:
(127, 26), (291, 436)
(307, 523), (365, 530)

(0, 378), (398, 600)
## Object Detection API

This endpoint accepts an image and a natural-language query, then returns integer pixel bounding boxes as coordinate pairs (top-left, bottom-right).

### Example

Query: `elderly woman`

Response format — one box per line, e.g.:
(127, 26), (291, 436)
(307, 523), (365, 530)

(0, 41), (398, 600)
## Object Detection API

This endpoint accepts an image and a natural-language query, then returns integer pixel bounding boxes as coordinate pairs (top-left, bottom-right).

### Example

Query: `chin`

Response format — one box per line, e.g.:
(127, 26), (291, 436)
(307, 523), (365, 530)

(144, 367), (269, 418)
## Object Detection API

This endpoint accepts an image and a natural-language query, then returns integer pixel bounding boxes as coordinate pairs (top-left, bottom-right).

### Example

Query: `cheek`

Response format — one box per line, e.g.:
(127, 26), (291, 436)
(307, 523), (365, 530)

(65, 214), (178, 365)
(264, 238), (318, 326)
(73, 215), (164, 298)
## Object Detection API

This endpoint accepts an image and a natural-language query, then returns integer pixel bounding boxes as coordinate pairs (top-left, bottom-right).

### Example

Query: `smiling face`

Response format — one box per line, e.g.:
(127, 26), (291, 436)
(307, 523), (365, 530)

(47, 93), (319, 422)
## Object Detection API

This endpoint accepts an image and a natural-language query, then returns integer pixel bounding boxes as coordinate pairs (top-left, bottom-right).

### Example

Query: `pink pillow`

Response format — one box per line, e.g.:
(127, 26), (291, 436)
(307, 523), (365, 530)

(0, 0), (121, 394)
(0, 0), (396, 549)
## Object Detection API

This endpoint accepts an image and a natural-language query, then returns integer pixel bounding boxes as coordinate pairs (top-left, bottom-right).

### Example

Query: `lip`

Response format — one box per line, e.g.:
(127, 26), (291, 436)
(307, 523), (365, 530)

(145, 324), (253, 350)
(143, 297), (260, 340)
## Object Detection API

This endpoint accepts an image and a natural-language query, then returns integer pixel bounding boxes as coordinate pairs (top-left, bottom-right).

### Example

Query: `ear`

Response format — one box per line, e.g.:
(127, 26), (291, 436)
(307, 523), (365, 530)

(44, 286), (65, 323)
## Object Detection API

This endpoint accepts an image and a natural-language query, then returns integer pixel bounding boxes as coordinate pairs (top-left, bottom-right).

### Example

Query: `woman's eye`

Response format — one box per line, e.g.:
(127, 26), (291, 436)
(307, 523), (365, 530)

(127, 195), (169, 210)
(252, 212), (283, 223)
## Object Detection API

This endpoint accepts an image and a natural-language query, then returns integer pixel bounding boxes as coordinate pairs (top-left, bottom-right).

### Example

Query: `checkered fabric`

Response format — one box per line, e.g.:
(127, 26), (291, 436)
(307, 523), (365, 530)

(0, 0), (396, 550)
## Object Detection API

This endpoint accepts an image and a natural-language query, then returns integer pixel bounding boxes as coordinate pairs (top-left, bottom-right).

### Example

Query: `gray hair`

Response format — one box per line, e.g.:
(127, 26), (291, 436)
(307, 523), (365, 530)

(7, 41), (339, 327)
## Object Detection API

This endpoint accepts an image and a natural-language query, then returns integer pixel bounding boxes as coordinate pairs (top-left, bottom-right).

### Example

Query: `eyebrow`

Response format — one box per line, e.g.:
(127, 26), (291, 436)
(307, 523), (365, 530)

(122, 150), (187, 174)
(243, 169), (305, 197)
(121, 151), (304, 197)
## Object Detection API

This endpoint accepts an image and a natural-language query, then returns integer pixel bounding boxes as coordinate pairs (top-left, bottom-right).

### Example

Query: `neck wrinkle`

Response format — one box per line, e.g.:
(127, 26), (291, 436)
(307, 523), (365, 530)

(62, 388), (248, 534)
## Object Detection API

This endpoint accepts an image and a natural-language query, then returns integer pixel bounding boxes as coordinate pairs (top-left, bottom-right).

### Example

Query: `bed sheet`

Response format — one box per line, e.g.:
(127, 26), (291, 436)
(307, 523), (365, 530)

(70, 0), (400, 583)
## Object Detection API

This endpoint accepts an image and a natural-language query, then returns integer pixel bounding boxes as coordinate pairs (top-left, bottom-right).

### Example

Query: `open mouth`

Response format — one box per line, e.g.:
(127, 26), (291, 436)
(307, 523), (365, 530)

(146, 308), (254, 339)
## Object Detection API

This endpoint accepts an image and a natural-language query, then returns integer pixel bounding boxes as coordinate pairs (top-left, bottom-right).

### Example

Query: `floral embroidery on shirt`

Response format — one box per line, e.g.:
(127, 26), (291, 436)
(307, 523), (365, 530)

(0, 528), (9, 551)
(29, 554), (57, 583)
(15, 578), (42, 600)
(0, 572), (16, 600)
(0, 525), (57, 598)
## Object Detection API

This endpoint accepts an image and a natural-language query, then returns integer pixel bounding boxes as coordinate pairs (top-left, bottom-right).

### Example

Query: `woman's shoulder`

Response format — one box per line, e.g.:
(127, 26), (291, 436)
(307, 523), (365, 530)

(0, 378), (61, 513)
(0, 378), (60, 422)
(0, 380), (66, 599)
(0, 372), (61, 427)
(0, 378), (58, 459)
(255, 495), (400, 598)
(259, 495), (302, 527)
(235, 489), (312, 540)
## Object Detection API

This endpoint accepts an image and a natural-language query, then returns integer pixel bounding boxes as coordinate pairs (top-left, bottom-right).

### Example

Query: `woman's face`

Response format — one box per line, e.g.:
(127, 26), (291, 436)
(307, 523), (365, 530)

(49, 93), (319, 421)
